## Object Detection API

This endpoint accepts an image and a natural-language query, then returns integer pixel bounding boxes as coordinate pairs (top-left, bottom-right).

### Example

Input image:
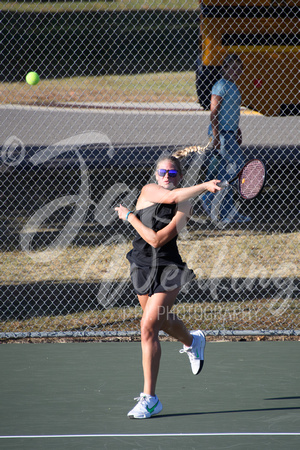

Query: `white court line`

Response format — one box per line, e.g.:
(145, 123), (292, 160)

(1, 432), (299, 439)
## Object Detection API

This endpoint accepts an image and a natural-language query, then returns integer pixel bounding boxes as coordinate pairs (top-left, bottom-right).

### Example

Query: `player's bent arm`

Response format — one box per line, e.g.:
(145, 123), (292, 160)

(115, 202), (191, 248)
(127, 209), (189, 249)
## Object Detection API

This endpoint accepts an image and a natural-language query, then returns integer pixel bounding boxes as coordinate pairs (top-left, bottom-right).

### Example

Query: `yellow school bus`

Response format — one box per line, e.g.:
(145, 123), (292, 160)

(196, 0), (300, 116)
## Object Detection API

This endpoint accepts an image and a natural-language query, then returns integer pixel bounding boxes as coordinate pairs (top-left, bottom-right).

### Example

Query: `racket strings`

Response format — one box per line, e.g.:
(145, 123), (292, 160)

(239, 160), (266, 199)
(172, 138), (212, 160)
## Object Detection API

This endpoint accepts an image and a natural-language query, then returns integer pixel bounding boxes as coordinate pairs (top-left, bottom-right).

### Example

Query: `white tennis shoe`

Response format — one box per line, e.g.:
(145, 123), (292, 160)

(180, 330), (206, 375)
(127, 393), (163, 419)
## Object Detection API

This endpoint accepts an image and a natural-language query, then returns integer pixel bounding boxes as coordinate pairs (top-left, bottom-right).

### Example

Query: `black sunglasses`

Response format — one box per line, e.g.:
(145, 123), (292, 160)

(157, 169), (178, 178)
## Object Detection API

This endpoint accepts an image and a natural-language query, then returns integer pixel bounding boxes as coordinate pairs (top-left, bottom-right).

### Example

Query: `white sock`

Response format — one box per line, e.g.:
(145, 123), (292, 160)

(184, 337), (194, 350)
(142, 393), (156, 400)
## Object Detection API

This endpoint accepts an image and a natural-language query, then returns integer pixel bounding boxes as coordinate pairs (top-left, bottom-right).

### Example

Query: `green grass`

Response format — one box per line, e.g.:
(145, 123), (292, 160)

(1, 232), (298, 337)
(1, 232), (299, 285)
(0, 0), (200, 13)
(0, 71), (198, 105)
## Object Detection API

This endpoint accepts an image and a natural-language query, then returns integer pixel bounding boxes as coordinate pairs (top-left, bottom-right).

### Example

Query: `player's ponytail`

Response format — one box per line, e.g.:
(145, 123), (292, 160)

(172, 138), (212, 160)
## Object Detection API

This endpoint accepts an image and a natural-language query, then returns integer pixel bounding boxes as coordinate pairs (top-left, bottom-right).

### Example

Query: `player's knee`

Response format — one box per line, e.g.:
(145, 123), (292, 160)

(140, 316), (159, 341)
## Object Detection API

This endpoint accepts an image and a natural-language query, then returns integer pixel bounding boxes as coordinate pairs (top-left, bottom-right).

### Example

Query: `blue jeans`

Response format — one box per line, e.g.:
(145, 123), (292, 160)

(202, 132), (245, 221)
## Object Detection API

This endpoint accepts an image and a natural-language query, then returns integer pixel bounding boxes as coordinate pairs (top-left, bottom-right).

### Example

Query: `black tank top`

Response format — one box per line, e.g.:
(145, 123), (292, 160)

(126, 203), (184, 268)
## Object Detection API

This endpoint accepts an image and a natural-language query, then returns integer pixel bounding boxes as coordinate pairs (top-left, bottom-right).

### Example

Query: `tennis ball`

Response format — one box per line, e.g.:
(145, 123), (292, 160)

(26, 72), (40, 86)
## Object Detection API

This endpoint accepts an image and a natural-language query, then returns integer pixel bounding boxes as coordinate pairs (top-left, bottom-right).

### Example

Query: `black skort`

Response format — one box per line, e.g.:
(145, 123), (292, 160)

(130, 263), (195, 296)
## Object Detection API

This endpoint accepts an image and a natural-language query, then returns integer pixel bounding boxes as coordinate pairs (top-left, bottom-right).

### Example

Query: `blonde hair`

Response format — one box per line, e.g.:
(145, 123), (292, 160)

(171, 138), (212, 160)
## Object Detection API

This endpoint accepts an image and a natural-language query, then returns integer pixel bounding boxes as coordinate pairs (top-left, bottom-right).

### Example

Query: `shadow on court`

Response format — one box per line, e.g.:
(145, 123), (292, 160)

(0, 341), (299, 450)
(155, 404), (300, 419)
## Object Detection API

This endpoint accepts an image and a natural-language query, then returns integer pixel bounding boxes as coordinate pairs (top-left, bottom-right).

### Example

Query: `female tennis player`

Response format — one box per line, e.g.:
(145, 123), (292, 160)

(115, 155), (221, 419)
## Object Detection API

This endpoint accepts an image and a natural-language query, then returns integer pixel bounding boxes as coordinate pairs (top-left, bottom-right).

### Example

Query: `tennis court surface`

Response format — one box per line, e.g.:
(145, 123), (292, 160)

(1, 340), (299, 450)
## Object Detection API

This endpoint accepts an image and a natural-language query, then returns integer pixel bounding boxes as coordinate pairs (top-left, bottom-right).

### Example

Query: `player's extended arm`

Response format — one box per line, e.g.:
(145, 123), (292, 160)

(140, 180), (221, 207)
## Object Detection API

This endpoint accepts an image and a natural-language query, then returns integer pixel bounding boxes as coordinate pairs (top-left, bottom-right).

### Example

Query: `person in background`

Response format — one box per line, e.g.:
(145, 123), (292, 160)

(201, 53), (252, 225)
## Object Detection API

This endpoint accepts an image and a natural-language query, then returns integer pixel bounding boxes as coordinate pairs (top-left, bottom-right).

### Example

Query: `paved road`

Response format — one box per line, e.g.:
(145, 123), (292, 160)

(0, 104), (299, 150)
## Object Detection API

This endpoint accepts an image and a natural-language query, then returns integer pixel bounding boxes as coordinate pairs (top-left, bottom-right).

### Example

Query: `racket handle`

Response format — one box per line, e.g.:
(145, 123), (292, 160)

(217, 181), (229, 188)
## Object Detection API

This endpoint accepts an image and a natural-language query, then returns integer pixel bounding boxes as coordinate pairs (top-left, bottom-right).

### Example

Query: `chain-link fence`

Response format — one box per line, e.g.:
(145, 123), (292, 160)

(0, 0), (299, 339)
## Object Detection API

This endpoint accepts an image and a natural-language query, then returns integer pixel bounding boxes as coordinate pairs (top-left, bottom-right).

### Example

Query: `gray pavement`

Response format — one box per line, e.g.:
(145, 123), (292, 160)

(0, 103), (299, 149)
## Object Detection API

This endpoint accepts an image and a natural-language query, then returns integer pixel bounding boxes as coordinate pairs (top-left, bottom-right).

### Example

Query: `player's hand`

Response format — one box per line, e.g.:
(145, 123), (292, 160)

(204, 180), (222, 193)
(115, 204), (129, 221)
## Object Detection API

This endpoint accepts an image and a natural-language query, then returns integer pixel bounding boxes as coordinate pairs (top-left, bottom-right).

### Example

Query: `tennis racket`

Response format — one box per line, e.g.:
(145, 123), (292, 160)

(172, 138), (212, 160)
(217, 158), (266, 200)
